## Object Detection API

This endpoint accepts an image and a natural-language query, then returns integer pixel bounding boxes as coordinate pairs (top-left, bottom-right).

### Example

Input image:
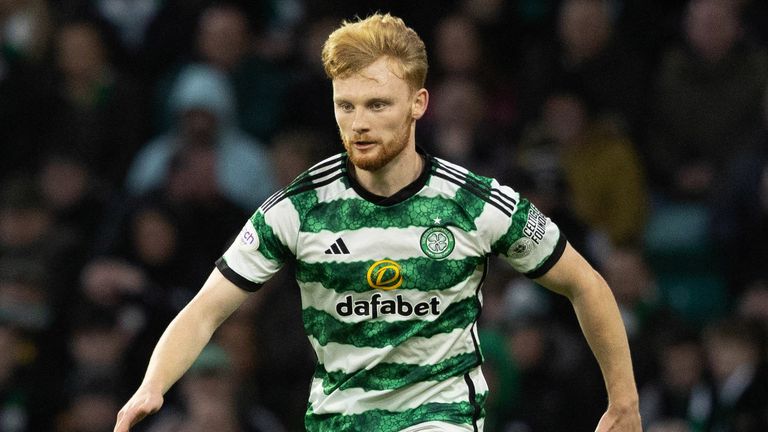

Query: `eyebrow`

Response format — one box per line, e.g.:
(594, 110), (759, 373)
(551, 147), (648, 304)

(333, 96), (395, 105)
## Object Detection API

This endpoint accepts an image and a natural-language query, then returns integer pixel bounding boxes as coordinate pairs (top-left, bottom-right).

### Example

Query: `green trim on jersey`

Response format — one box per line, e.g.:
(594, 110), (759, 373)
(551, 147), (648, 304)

(289, 186), (321, 222)
(249, 211), (291, 262)
(300, 195), (479, 232)
(305, 393), (488, 432)
(296, 256), (485, 293)
(490, 199), (533, 255)
(317, 351), (479, 394)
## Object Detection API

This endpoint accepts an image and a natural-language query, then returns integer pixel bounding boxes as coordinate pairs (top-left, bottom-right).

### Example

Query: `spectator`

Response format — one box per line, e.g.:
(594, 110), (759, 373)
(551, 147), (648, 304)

(458, 0), (524, 75)
(515, 89), (649, 250)
(63, 310), (131, 399)
(154, 2), (288, 142)
(0, 0), (55, 182)
(145, 343), (286, 432)
(429, 12), (519, 140)
(41, 19), (149, 188)
(36, 152), (110, 253)
(88, 195), (222, 303)
(518, 0), (648, 137)
(711, 86), (768, 293)
(0, 178), (83, 303)
(55, 381), (122, 432)
(53, 0), (213, 82)
(126, 63), (276, 211)
(0, 322), (51, 431)
(702, 318), (768, 431)
(639, 331), (713, 431)
(736, 281), (768, 329)
(420, 78), (506, 177)
(646, 0), (768, 198)
(269, 129), (334, 187)
(601, 247), (688, 387)
(280, 16), (340, 144)
(0, 258), (52, 336)
(499, 317), (604, 431)
(0, 0), (52, 64)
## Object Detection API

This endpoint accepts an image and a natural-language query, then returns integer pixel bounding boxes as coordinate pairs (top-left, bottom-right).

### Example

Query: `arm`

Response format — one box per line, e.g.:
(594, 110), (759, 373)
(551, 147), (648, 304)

(114, 268), (250, 432)
(534, 242), (641, 431)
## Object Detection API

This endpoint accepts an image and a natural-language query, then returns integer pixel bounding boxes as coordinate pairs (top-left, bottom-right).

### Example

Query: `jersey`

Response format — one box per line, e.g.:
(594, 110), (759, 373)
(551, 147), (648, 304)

(216, 150), (566, 432)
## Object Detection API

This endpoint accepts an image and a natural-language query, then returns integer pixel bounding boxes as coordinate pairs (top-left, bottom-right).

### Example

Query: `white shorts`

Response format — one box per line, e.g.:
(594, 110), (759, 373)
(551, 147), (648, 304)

(399, 420), (484, 432)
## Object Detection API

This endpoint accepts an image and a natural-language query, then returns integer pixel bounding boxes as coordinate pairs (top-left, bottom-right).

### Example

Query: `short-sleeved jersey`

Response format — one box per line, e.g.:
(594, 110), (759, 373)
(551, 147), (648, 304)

(216, 151), (566, 432)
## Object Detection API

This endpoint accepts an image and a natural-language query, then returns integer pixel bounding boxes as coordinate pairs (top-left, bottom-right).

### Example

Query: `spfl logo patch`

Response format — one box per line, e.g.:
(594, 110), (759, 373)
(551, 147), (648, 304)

(420, 226), (455, 259)
(237, 220), (260, 251)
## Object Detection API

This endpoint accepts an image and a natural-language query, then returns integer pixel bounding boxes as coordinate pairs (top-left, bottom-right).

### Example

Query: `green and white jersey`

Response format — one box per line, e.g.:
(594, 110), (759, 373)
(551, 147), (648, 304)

(216, 151), (566, 432)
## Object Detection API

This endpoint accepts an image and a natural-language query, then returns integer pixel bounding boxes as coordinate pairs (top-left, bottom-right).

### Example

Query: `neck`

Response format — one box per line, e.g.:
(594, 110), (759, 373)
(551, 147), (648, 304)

(352, 145), (423, 197)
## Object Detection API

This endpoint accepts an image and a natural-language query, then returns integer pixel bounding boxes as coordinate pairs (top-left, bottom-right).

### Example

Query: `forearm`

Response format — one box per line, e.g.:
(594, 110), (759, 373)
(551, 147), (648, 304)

(570, 269), (638, 407)
(139, 304), (218, 394)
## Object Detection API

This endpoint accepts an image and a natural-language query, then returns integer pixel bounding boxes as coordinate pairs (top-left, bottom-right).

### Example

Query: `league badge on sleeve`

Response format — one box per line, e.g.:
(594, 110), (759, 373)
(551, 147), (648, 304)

(237, 220), (260, 251)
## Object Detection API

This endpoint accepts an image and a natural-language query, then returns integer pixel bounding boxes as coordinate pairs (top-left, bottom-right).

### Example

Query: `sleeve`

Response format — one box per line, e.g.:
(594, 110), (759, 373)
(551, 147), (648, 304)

(215, 198), (297, 291)
(490, 197), (566, 279)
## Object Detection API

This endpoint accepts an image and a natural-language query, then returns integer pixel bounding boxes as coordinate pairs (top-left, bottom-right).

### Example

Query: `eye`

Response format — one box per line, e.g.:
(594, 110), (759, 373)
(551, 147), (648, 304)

(370, 101), (387, 111)
(337, 102), (354, 113)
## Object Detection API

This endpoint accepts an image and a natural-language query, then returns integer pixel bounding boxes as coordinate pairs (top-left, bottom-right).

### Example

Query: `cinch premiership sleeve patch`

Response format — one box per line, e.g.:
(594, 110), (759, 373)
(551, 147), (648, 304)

(492, 198), (566, 278)
(217, 209), (291, 291)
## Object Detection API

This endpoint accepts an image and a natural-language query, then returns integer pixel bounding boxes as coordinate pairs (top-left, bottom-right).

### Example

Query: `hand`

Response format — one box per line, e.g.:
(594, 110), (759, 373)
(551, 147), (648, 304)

(595, 403), (642, 432)
(114, 388), (164, 432)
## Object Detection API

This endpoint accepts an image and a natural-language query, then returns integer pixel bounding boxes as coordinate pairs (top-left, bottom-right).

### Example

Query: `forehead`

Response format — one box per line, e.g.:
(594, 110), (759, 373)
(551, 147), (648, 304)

(332, 57), (411, 100)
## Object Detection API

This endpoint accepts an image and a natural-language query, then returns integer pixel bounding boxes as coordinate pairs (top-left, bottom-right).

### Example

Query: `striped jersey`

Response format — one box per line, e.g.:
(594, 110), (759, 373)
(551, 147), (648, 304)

(216, 150), (566, 432)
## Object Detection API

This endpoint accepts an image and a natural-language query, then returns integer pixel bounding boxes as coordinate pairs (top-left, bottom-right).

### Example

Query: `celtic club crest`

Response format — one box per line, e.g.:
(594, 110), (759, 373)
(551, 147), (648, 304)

(420, 227), (455, 259)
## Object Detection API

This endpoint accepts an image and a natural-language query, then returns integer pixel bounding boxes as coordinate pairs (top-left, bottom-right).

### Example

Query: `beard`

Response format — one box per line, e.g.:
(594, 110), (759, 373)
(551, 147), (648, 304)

(342, 115), (413, 172)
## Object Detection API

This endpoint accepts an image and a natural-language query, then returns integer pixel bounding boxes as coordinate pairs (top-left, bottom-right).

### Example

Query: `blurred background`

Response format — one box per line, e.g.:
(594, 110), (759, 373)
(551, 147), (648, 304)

(1, 0), (767, 431)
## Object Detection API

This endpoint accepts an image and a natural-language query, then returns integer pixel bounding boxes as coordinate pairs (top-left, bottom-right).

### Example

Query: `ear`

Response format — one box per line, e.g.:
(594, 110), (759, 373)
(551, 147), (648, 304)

(411, 88), (429, 120)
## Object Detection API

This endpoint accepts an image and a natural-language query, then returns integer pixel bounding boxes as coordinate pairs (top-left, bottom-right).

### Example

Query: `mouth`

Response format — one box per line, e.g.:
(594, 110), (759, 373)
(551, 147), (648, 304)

(353, 140), (377, 149)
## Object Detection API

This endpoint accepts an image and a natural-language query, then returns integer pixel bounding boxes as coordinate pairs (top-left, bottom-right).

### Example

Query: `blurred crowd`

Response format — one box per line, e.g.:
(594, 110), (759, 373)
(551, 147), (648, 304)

(1, 0), (768, 431)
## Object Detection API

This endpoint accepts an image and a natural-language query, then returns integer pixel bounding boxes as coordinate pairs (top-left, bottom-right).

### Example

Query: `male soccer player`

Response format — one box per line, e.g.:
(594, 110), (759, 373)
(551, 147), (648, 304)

(115, 13), (641, 432)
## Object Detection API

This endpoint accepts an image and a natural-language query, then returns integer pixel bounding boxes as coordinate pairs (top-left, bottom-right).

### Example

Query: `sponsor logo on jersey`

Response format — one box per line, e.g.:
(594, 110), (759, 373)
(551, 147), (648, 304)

(336, 293), (441, 318)
(420, 226), (455, 259)
(334, 259), (441, 318)
(237, 220), (260, 251)
(367, 259), (403, 290)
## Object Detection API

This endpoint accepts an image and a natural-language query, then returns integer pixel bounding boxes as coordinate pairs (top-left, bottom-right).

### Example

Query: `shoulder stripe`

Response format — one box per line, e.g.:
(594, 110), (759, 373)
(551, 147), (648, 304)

(432, 171), (512, 217)
(434, 160), (517, 209)
(260, 160), (345, 213)
(307, 153), (345, 174)
(432, 165), (517, 215)
(260, 155), (344, 210)
(262, 171), (345, 213)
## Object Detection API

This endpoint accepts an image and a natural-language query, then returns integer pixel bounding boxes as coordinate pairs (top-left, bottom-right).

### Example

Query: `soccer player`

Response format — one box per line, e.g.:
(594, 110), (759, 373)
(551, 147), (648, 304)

(114, 13), (641, 432)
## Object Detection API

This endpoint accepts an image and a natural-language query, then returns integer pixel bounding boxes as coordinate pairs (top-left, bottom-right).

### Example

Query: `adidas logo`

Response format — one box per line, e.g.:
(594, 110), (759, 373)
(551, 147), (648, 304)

(325, 238), (350, 255)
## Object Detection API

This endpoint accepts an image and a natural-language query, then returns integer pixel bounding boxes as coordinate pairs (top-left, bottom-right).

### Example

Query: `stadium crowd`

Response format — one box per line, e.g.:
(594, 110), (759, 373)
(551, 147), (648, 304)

(1, 0), (767, 431)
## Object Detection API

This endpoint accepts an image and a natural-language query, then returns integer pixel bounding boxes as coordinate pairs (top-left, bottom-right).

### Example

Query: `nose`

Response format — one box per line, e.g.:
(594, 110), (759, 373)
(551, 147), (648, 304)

(351, 110), (370, 135)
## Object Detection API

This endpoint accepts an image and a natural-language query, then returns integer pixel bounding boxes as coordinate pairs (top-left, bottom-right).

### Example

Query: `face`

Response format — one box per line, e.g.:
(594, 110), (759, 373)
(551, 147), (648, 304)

(543, 94), (587, 145)
(198, 7), (250, 70)
(685, 0), (741, 62)
(333, 57), (427, 172)
(57, 24), (107, 79)
(559, 0), (612, 58)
